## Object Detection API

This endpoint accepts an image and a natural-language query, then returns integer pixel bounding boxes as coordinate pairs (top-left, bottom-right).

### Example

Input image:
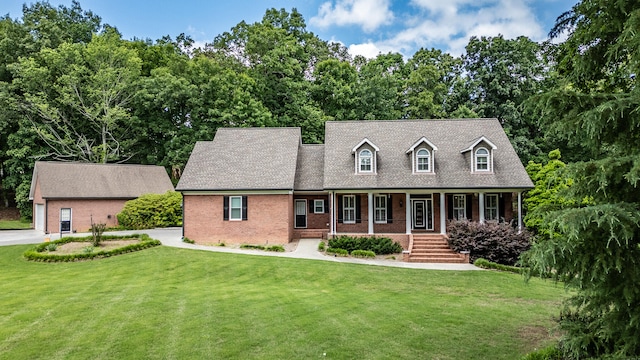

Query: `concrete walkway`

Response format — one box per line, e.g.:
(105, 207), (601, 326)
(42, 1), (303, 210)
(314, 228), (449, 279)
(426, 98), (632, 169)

(0, 227), (479, 270)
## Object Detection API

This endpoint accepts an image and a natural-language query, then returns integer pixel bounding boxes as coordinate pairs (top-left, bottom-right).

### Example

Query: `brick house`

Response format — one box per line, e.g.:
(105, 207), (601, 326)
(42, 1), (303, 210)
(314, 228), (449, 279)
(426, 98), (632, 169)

(30, 162), (174, 233)
(176, 119), (533, 261)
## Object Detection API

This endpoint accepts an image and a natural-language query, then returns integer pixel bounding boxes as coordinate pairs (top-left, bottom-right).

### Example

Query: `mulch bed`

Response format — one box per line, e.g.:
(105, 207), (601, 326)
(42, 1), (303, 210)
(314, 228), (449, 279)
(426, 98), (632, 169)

(54, 240), (140, 254)
(0, 207), (20, 221)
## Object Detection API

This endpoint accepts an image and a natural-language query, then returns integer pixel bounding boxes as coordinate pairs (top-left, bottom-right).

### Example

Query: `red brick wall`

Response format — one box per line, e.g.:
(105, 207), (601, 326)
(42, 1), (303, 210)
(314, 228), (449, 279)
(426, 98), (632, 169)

(183, 194), (292, 245)
(45, 199), (124, 233)
(373, 194), (406, 233)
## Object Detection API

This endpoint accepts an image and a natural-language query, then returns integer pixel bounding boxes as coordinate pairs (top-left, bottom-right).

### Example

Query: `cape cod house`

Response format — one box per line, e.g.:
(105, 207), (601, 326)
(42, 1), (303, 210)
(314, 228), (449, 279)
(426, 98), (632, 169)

(30, 162), (174, 233)
(176, 119), (533, 262)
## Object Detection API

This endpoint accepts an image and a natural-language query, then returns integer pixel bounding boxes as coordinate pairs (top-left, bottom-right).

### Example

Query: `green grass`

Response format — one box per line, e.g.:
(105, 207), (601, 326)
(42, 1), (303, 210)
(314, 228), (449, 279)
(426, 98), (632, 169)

(0, 245), (565, 359)
(0, 219), (31, 230)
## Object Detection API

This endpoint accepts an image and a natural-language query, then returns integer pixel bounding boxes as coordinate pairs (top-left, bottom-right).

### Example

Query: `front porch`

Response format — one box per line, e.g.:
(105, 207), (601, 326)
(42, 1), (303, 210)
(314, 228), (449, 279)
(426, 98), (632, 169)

(292, 190), (524, 263)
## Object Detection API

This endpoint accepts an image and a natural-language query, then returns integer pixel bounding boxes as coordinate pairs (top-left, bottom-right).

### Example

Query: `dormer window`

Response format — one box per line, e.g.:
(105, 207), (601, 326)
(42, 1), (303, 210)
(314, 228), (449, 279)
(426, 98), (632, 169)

(359, 149), (372, 172)
(352, 138), (379, 174)
(475, 148), (489, 171)
(416, 148), (430, 172)
(406, 137), (437, 174)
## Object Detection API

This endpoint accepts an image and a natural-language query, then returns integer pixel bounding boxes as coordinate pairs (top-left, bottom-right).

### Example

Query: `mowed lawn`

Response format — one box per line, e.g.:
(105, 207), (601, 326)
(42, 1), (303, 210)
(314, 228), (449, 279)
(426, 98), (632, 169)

(0, 245), (564, 359)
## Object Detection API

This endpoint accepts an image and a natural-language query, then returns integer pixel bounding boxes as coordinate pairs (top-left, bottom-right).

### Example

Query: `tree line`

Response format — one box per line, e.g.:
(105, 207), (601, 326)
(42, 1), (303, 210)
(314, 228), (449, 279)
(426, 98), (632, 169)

(1, 1), (559, 217)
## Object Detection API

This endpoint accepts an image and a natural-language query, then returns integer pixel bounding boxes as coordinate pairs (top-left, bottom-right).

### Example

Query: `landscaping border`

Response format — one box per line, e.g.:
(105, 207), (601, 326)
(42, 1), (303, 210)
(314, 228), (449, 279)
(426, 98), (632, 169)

(23, 234), (161, 262)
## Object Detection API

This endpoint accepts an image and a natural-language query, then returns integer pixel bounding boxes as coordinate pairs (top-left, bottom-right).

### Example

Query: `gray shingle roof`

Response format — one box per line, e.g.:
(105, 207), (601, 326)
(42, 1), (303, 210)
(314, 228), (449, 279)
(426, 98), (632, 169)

(323, 119), (533, 190)
(176, 127), (301, 191)
(30, 162), (174, 199)
(294, 144), (325, 191)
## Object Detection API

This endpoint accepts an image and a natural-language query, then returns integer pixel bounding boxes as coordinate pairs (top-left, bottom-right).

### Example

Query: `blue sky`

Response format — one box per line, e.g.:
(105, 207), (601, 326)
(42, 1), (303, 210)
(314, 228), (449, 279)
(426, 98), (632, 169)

(3, 0), (576, 57)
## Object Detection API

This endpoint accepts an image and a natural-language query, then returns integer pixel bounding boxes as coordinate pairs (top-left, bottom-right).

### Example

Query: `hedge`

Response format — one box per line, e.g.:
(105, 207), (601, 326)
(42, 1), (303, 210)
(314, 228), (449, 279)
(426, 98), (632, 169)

(23, 234), (161, 262)
(328, 235), (403, 255)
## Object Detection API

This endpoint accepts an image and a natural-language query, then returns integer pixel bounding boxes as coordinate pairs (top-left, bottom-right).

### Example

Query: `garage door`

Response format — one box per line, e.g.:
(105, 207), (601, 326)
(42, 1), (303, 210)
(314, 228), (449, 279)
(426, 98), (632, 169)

(35, 204), (44, 231)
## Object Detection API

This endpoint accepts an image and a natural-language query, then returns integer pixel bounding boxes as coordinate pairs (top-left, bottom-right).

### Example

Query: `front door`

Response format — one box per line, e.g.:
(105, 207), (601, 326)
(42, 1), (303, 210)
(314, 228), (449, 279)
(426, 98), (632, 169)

(412, 200), (426, 229)
(295, 200), (307, 228)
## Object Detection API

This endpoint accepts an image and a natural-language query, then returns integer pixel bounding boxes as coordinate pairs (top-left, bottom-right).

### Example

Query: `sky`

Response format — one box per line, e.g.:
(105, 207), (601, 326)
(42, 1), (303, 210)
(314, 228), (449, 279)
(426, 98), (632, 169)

(2, 0), (576, 58)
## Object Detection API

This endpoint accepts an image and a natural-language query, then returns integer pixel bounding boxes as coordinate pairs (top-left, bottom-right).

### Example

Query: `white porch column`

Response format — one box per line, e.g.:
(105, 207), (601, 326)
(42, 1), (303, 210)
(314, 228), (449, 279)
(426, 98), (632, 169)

(517, 191), (523, 233)
(479, 192), (485, 224)
(368, 192), (374, 234)
(405, 193), (411, 234)
(329, 191), (335, 235)
(440, 192), (446, 235)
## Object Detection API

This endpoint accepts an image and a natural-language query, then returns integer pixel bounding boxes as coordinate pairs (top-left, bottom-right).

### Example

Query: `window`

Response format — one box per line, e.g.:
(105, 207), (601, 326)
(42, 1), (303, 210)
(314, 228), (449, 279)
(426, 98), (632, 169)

(359, 149), (372, 172)
(453, 195), (466, 220)
(416, 148), (430, 172)
(475, 147), (489, 171)
(485, 194), (498, 221)
(374, 195), (387, 223)
(343, 195), (356, 223)
(314, 199), (324, 214)
(230, 196), (242, 220)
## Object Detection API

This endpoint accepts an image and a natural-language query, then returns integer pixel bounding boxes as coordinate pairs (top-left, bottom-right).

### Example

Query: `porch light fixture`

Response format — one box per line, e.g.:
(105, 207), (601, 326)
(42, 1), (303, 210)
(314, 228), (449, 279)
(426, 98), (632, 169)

(399, 199), (403, 207)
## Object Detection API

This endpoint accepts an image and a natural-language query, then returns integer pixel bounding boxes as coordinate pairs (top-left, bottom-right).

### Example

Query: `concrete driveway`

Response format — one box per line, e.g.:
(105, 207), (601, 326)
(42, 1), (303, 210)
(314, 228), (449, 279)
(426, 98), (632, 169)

(0, 229), (47, 246)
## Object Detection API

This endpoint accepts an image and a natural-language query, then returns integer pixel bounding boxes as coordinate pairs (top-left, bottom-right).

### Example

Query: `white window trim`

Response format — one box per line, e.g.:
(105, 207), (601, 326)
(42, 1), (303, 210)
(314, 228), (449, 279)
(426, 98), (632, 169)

(453, 194), (466, 220)
(415, 148), (431, 172)
(485, 194), (499, 221)
(314, 199), (324, 214)
(374, 195), (387, 224)
(359, 149), (373, 173)
(229, 196), (243, 221)
(343, 195), (356, 224)
(475, 147), (490, 172)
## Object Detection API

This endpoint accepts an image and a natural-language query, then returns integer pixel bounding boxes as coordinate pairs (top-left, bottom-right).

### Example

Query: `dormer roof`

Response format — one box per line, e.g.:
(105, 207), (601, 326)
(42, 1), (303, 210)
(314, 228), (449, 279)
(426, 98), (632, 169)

(406, 137), (438, 153)
(460, 136), (497, 153)
(351, 138), (380, 153)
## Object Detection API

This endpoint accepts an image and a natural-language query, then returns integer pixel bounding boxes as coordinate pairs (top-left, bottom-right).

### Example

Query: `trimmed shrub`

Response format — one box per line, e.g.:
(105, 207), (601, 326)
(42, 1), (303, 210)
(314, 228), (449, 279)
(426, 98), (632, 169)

(23, 234), (161, 262)
(318, 241), (326, 251)
(351, 250), (376, 258)
(117, 191), (182, 230)
(326, 248), (348, 256)
(266, 245), (285, 252)
(45, 243), (57, 252)
(474, 258), (524, 274)
(240, 244), (265, 250)
(182, 237), (195, 244)
(447, 220), (531, 266)
(328, 236), (402, 255)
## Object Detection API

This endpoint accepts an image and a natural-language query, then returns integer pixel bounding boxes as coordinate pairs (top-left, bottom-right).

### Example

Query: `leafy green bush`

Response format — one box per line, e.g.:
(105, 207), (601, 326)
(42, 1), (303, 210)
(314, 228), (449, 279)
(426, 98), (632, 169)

(182, 237), (194, 244)
(447, 220), (531, 266)
(318, 241), (326, 251)
(90, 222), (106, 247)
(326, 248), (348, 256)
(474, 258), (524, 274)
(351, 250), (376, 258)
(45, 243), (57, 252)
(240, 244), (265, 250)
(23, 234), (161, 262)
(266, 245), (284, 252)
(328, 236), (402, 255)
(520, 345), (563, 360)
(117, 191), (182, 230)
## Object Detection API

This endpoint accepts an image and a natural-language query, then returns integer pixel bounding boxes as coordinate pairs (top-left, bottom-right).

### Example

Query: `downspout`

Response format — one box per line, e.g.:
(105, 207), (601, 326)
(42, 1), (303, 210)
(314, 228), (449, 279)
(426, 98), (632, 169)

(517, 191), (523, 234)
(181, 193), (185, 239)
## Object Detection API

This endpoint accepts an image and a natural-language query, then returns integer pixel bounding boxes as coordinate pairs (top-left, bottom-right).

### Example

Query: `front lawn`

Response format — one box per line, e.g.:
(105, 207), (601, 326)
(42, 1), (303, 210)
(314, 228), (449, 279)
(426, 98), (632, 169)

(0, 245), (564, 359)
(0, 219), (31, 230)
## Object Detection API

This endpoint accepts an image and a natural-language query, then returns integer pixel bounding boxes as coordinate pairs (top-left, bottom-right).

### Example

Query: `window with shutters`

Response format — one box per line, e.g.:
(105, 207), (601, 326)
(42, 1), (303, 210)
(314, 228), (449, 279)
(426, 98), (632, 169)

(453, 195), (466, 220)
(374, 195), (387, 223)
(485, 194), (498, 221)
(229, 196), (242, 220)
(343, 195), (356, 224)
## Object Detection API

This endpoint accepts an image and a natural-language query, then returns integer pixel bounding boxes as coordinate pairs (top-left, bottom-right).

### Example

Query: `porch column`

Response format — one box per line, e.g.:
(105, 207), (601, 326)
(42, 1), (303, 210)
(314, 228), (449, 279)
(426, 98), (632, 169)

(405, 193), (411, 234)
(479, 192), (485, 224)
(368, 192), (374, 234)
(517, 191), (523, 233)
(329, 191), (335, 235)
(440, 192), (446, 235)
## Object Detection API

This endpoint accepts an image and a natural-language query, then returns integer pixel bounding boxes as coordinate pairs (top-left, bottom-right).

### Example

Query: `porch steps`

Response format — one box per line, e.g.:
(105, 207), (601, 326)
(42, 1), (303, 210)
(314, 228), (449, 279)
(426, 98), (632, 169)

(408, 234), (468, 263)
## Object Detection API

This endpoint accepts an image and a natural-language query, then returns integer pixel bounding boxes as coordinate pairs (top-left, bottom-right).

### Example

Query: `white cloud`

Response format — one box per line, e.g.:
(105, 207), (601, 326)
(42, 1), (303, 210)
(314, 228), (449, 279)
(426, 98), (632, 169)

(345, 0), (547, 58)
(310, 0), (394, 33)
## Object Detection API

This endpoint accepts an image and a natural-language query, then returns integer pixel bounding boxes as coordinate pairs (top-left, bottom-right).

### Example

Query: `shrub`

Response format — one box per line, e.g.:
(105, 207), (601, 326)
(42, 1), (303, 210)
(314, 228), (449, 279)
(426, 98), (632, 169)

(447, 220), (531, 266)
(328, 236), (402, 255)
(182, 237), (195, 244)
(45, 243), (57, 252)
(266, 245), (284, 252)
(240, 244), (265, 250)
(326, 248), (348, 256)
(474, 258), (524, 274)
(90, 222), (106, 247)
(351, 250), (376, 258)
(318, 241), (326, 251)
(83, 246), (94, 254)
(117, 191), (182, 230)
